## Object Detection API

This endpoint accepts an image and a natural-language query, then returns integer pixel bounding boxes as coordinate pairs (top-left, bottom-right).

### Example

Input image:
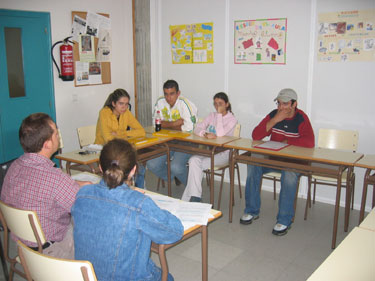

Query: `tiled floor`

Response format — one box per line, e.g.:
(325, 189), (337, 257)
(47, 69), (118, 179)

(0, 171), (361, 281)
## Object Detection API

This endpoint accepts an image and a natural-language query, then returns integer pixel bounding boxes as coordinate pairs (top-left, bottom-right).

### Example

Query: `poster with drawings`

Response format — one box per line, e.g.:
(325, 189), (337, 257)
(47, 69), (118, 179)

(317, 9), (375, 62)
(170, 22), (214, 64)
(234, 18), (287, 64)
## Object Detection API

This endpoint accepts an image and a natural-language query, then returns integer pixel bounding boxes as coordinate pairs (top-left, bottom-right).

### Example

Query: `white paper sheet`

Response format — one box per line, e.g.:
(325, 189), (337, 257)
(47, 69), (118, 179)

(147, 194), (212, 230)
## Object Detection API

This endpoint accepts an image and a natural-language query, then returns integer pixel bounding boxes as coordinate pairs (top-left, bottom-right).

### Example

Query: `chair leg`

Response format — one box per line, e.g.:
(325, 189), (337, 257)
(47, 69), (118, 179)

(217, 171), (225, 210)
(273, 177), (277, 200)
(0, 239), (9, 281)
(313, 179), (317, 204)
(304, 175), (312, 220)
(235, 164), (242, 198)
(372, 184), (375, 208)
(351, 174), (355, 210)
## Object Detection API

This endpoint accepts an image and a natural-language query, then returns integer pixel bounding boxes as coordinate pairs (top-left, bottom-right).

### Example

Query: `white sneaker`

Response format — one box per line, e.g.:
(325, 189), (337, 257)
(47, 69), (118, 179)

(239, 213), (259, 225)
(272, 223), (290, 236)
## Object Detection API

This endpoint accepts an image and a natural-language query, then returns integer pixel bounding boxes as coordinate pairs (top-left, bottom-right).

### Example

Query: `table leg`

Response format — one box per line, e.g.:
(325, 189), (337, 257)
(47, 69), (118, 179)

(166, 144), (172, 197)
(201, 226), (208, 281)
(210, 147), (216, 207)
(158, 244), (169, 281)
(66, 161), (71, 175)
(332, 168), (343, 249)
(304, 174), (312, 220)
(359, 168), (371, 224)
(344, 167), (353, 232)
(229, 149), (234, 223)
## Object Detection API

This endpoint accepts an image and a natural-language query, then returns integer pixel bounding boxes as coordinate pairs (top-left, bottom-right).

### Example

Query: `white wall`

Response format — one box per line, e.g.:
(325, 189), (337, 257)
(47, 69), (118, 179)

(152, 0), (375, 211)
(1, 0), (135, 152)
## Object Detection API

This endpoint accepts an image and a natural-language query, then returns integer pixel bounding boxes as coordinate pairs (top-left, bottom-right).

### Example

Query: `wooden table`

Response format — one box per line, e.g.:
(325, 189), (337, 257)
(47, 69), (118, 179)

(354, 154), (375, 224)
(55, 136), (174, 195)
(307, 227), (375, 280)
(161, 132), (239, 207)
(223, 138), (363, 249)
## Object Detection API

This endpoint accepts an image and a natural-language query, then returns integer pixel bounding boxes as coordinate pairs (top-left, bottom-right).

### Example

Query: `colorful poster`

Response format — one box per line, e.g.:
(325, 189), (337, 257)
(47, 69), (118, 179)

(234, 18), (287, 64)
(317, 9), (375, 62)
(170, 22), (214, 64)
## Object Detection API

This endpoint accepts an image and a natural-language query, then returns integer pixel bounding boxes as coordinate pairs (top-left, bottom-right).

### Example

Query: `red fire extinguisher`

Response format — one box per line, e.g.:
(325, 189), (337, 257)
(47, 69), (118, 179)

(51, 36), (74, 81)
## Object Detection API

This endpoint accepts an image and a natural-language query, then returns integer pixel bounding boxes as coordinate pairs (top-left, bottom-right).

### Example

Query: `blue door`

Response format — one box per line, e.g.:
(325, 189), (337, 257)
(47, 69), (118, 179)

(0, 10), (56, 163)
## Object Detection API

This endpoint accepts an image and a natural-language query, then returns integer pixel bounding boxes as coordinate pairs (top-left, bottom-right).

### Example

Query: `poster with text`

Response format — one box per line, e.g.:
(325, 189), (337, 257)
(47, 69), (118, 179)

(234, 18), (287, 64)
(317, 9), (375, 62)
(170, 22), (214, 64)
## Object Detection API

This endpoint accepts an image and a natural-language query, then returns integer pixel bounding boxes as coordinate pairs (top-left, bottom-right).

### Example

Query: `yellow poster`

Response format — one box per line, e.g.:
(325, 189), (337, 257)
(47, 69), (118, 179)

(170, 22), (213, 64)
(317, 9), (375, 62)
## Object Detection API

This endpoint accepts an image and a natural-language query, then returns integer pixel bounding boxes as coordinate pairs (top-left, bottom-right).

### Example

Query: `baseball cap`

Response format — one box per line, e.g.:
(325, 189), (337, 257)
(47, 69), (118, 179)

(274, 88), (298, 102)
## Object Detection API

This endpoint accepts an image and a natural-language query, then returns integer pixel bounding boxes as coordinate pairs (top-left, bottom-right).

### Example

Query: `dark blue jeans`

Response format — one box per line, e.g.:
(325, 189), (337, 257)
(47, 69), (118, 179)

(244, 165), (299, 226)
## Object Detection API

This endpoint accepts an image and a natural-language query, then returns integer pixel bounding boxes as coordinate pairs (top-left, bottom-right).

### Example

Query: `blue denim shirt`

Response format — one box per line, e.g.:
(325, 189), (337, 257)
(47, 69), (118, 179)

(72, 180), (184, 281)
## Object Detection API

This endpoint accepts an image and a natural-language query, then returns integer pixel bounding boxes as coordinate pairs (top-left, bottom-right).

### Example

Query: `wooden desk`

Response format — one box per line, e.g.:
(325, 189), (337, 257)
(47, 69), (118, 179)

(146, 126), (240, 207)
(151, 208), (222, 281)
(55, 136), (174, 195)
(224, 138), (363, 249)
(307, 227), (375, 281)
(166, 133), (240, 207)
(354, 154), (375, 224)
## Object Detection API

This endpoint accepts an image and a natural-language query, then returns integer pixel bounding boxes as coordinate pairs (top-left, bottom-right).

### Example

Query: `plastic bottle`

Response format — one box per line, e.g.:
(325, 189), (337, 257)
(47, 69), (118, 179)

(155, 110), (162, 132)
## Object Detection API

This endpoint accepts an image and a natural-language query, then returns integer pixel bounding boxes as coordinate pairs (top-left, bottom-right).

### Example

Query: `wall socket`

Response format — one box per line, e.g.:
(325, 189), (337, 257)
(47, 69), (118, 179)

(72, 93), (78, 102)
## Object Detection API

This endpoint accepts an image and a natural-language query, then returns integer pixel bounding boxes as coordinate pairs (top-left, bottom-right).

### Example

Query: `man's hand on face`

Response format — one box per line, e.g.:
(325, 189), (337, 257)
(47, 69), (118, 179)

(273, 108), (291, 123)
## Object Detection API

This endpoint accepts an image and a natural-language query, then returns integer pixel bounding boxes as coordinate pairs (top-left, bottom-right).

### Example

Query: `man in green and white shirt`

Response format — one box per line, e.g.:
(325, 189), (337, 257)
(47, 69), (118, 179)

(147, 80), (198, 186)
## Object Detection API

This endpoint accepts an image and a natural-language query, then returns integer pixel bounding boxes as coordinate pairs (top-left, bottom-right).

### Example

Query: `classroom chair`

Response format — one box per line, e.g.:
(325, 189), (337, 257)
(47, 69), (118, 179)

(67, 125), (100, 175)
(203, 123), (242, 209)
(304, 128), (359, 219)
(0, 200), (46, 281)
(17, 241), (98, 281)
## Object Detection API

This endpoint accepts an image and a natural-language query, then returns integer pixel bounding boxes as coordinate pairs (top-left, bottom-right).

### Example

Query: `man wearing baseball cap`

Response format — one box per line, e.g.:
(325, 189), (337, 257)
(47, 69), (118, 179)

(240, 88), (315, 235)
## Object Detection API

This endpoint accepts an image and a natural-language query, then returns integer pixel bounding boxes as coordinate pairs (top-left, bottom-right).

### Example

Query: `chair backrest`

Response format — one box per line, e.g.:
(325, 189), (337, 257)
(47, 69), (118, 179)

(17, 241), (98, 281)
(58, 129), (64, 150)
(233, 123), (241, 137)
(77, 125), (96, 148)
(0, 200), (46, 252)
(317, 128), (359, 152)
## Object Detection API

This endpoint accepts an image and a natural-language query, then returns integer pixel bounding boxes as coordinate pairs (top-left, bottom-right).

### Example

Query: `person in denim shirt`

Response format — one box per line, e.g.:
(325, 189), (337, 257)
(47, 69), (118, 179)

(72, 139), (184, 281)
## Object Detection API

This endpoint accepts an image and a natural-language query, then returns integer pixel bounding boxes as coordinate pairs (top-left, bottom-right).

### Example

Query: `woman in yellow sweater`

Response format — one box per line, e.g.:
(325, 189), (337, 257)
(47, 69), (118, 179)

(95, 89), (145, 144)
(95, 89), (146, 187)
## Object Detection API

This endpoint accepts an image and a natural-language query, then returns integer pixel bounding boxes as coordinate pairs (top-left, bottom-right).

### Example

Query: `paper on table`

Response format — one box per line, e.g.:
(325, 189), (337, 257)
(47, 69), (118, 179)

(71, 172), (102, 183)
(253, 141), (290, 151)
(147, 194), (213, 230)
(83, 144), (103, 152)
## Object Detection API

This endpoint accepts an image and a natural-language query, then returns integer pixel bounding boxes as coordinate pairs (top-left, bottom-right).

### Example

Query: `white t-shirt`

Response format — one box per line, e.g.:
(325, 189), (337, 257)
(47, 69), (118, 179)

(154, 96), (198, 132)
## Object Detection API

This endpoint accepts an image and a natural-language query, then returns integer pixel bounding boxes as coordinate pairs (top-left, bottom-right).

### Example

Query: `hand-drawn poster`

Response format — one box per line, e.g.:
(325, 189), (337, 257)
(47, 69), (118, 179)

(234, 18), (287, 64)
(317, 9), (375, 62)
(170, 22), (214, 64)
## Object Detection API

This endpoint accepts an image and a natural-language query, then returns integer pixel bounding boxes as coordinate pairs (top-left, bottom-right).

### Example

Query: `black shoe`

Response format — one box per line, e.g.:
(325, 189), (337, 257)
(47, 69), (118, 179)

(239, 213), (259, 225)
(189, 196), (201, 202)
(272, 223), (291, 236)
(175, 177), (182, 186)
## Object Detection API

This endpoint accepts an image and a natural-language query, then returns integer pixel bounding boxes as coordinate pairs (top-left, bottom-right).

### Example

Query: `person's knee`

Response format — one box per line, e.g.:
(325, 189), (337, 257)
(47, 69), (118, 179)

(283, 172), (299, 185)
(146, 158), (160, 171)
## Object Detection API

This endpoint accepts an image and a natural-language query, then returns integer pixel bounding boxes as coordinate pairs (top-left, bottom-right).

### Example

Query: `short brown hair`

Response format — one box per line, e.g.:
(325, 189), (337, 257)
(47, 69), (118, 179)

(100, 139), (137, 189)
(19, 113), (54, 153)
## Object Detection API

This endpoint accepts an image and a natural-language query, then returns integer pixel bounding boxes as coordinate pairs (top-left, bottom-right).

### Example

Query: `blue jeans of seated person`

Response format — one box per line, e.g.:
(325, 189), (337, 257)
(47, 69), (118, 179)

(245, 164), (299, 227)
(146, 151), (191, 186)
(135, 163), (145, 188)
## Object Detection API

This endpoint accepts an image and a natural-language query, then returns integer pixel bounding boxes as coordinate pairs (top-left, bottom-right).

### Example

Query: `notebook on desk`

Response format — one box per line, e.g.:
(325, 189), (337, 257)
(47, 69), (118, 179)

(152, 129), (191, 138)
(127, 136), (159, 146)
(253, 141), (290, 151)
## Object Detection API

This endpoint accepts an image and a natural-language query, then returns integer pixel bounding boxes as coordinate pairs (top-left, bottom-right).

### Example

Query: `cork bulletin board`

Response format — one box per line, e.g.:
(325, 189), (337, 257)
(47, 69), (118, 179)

(71, 11), (111, 86)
